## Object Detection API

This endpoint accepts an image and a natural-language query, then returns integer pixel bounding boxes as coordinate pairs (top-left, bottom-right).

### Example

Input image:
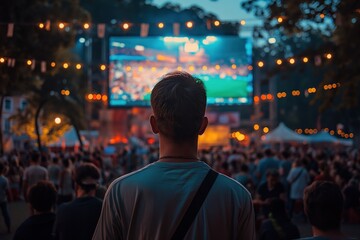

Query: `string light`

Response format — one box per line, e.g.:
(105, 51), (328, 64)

(63, 63), (69, 69)
(257, 61), (264, 67)
(276, 59), (282, 65)
(83, 23), (90, 29)
(254, 124), (260, 131)
(87, 94), (93, 100)
(122, 23), (129, 30)
(100, 64), (106, 71)
(277, 17), (283, 23)
(58, 23), (65, 29)
(51, 62), (56, 67)
(39, 23), (44, 29)
(215, 64), (220, 70)
(186, 21), (193, 28)
(102, 95), (108, 101)
(289, 58), (295, 64)
(0, 58), (5, 63)
(231, 64), (237, 69)
(326, 53), (332, 59)
(320, 13), (325, 19)
(76, 64), (82, 70)
(158, 22), (164, 28)
(263, 127), (269, 133)
(240, 20), (246, 25)
(214, 20), (220, 27)
(303, 57), (309, 63)
(26, 60), (32, 66)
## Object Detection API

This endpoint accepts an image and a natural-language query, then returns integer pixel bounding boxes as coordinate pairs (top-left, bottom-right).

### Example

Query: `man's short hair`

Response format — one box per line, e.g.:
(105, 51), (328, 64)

(150, 71), (207, 142)
(31, 151), (40, 163)
(304, 181), (343, 231)
(28, 181), (57, 212)
(75, 163), (100, 193)
(266, 169), (279, 178)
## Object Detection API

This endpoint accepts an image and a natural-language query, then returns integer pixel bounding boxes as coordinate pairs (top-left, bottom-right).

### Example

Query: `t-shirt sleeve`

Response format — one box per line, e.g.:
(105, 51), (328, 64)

(237, 190), (256, 240)
(92, 182), (122, 240)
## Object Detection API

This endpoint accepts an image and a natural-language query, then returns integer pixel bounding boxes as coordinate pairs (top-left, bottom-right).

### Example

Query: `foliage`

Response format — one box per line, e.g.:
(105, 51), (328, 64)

(241, 0), (360, 145)
(0, 0), (89, 152)
(10, 99), (71, 145)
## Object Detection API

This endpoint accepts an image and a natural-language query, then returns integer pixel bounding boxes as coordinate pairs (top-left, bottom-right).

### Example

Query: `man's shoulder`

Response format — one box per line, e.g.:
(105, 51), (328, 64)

(109, 164), (154, 187)
(215, 172), (252, 199)
(297, 237), (357, 240)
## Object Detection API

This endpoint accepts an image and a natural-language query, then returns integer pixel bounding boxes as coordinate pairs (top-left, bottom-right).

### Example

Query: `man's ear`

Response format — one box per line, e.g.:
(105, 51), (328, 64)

(150, 115), (159, 134)
(198, 117), (208, 135)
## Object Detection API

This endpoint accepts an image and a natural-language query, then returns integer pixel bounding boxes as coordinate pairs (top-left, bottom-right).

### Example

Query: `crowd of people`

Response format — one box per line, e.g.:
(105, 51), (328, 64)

(0, 71), (359, 239)
(0, 142), (359, 239)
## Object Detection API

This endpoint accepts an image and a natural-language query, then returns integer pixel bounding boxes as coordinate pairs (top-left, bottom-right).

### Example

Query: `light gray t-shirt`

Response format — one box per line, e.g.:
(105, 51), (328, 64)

(287, 166), (310, 200)
(93, 161), (256, 240)
(23, 165), (48, 187)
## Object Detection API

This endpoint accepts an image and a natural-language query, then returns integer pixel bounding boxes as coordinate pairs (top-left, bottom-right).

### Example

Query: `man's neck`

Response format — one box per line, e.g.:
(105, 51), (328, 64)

(158, 135), (199, 162)
(312, 226), (345, 239)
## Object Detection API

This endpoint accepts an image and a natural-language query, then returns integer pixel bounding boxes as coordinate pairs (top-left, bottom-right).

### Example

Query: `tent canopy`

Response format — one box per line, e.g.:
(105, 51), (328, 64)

(262, 123), (309, 143)
(308, 131), (340, 143)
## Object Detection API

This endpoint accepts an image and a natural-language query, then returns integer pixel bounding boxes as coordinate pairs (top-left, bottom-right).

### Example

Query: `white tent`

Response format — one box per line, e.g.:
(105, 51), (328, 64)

(308, 131), (353, 146)
(308, 131), (340, 143)
(262, 122), (309, 143)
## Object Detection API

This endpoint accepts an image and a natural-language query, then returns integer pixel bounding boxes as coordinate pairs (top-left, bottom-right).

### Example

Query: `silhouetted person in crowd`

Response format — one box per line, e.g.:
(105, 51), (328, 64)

(259, 198), (300, 240)
(257, 148), (280, 184)
(23, 151), (48, 201)
(93, 71), (255, 239)
(300, 181), (354, 240)
(256, 169), (285, 218)
(13, 181), (57, 240)
(54, 163), (102, 240)
(0, 162), (11, 233)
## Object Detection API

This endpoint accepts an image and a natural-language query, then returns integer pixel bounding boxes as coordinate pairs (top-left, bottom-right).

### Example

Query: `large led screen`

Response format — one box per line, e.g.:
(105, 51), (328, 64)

(109, 36), (253, 107)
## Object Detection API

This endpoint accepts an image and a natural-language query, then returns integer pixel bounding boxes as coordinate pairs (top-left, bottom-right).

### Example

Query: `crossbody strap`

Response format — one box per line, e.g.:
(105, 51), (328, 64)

(171, 169), (218, 240)
(290, 168), (303, 184)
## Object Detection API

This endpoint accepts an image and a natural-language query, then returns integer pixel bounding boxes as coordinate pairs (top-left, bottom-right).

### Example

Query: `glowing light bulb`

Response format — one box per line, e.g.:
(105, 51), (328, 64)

(186, 21), (193, 28)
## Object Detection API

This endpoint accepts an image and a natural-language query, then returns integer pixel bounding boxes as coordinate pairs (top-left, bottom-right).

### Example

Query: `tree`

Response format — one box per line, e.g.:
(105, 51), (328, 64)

(241, 0), (360, 147)
(0, 0), (89, 153)
(11, 49), (88, 151)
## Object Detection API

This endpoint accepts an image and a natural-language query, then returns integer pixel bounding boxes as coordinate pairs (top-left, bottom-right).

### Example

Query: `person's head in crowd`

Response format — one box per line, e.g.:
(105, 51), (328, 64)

(30, 151), (41, 164)
(304, 181), (344, 236)
(281, 150), (291, 160)
(75, 163), (100, 197)
(150, 71), (207, 144)
(240, 164), (249, 174)
(264, 148), (273, 157)
(28, 181), (57, 215)
(266, 169), (280, 188)
(53, 157), (59, 165)
(62, 158), (70, 169)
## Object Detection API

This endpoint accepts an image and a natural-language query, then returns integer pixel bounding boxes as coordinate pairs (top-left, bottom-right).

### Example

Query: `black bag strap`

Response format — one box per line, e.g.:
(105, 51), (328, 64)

(290, 168), (303, 184)
(171, 169), (218, 240)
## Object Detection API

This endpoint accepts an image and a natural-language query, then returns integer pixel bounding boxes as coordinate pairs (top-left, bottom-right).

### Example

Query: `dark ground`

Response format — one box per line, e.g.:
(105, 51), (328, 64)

(0, 201), (359, 240)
